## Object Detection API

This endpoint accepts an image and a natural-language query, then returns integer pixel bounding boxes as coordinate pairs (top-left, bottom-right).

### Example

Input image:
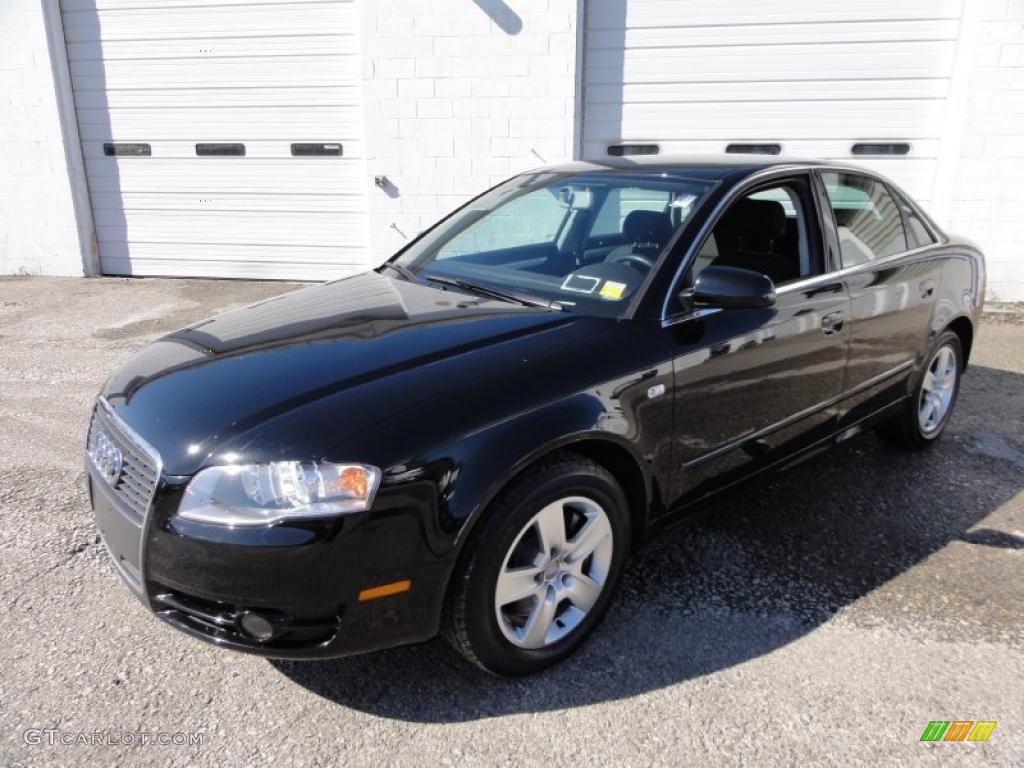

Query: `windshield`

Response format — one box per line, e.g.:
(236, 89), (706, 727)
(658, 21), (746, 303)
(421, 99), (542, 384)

(391, 171), (715, 317)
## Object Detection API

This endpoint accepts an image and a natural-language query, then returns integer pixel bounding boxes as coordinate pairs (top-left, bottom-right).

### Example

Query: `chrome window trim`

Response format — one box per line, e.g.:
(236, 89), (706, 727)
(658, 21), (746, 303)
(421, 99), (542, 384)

(774, 244), (939, 296)
(661, 306), (722, 329)
(660, 163), (947, 326)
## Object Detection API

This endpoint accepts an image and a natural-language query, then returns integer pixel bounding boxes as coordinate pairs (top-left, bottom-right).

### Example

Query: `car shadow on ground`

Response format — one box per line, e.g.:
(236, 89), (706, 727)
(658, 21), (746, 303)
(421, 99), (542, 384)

(271, 365), (1024, 722)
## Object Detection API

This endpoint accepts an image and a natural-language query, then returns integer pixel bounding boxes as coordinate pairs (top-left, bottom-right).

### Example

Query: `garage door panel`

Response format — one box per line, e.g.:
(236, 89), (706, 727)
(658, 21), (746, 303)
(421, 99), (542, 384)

(66, 35), (357, 61)
(62, 0), (347, 9)
(580, 138), (942, 159)
(589, 19), (959, 50)
(82, 158), (366, 192)
(72, 86), (360, 111)
(599, 101), (947, 140)
(95, 211), (364, 248)
(61, 3), (352, 42)
(586, 0), (962, 27)
(99, 253), (363, 281)
(98, 242), (365, 277)
(90, 192), (366, 214)
(586, 79), (950, 105)
(68, 55), (358, 90)
(75, 106), (362, 141)
(586, 42), (955, 84)
(81, 141), (364, 161)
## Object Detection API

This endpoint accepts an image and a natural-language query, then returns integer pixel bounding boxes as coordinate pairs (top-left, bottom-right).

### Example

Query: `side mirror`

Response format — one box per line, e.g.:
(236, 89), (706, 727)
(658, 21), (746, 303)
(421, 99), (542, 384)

(686, 265), (776, 309)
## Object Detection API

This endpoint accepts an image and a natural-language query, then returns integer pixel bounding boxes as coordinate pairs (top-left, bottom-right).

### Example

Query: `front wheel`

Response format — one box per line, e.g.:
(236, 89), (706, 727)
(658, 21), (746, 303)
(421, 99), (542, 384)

(443, 453), (630, 675)
(878, 330), (963, 448)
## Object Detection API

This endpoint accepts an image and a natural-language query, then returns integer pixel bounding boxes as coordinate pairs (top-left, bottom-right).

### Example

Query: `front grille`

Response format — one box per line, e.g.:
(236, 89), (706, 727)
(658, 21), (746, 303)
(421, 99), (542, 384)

(87, 401), (161, 521)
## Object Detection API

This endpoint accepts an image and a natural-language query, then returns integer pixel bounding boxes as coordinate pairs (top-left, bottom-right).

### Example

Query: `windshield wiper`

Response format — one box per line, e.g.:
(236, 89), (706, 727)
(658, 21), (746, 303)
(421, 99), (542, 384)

(379, 262), (423, 283)
(422, 275), (560, 310)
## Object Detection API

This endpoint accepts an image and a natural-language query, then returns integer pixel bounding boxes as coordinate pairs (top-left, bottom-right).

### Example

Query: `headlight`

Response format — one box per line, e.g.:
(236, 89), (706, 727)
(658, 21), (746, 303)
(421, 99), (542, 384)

(176, 461), (381, 527)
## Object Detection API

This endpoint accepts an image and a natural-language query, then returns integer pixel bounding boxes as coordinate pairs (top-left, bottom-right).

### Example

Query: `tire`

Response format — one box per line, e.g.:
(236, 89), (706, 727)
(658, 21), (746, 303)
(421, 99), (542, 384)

(443, 452), (631, 675)
(877, 329), (963, 449)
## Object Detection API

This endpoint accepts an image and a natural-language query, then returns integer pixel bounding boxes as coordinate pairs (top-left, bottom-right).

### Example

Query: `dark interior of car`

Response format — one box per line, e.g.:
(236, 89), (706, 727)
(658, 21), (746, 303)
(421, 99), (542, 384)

(703, 198), (801, 285)
(429, 179), (815, 309)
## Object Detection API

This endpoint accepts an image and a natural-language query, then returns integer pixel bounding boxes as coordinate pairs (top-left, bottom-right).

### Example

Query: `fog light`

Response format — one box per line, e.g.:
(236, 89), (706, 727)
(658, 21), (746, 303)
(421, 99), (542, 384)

(238, 611), (276, 642)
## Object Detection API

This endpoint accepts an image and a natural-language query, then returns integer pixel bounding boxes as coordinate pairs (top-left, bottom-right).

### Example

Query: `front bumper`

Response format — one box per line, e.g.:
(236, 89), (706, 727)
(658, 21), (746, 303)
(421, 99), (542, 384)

(88, 465), (453, 659)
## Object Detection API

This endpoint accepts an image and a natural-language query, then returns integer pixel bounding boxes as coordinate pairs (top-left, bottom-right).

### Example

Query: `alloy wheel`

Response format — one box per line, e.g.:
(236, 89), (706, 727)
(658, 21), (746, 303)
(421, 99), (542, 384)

(918, 344), (958, 434)
(493, 495), (614, 649)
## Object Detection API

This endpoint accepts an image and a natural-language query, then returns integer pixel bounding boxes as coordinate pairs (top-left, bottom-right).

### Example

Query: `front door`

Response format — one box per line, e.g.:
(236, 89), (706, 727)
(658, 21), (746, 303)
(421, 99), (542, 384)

(664, 174), (850, 508)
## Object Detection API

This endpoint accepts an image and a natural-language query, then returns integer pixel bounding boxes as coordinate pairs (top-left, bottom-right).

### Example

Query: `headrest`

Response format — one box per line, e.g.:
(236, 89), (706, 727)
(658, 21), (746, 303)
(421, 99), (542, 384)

(716, 198), (787, 251)
(622, 210), (673, 248)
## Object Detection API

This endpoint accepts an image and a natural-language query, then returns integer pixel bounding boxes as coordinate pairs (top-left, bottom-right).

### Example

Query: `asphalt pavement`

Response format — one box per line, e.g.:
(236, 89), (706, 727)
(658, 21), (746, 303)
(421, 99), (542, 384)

(0, 276), (1021, 767)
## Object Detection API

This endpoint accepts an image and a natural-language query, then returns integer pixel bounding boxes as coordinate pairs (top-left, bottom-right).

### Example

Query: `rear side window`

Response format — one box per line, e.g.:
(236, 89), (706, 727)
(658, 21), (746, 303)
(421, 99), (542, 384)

(893, 191), (937, 249)
(821, 172), (907, 267)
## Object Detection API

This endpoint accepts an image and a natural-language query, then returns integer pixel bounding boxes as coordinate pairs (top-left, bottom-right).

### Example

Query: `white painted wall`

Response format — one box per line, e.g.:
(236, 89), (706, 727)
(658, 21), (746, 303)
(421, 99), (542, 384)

(946, 0), (1024, 302)
(356, 0), (579, 262)
(2, 0), (1021, 300)
(0, 0), (88, 276)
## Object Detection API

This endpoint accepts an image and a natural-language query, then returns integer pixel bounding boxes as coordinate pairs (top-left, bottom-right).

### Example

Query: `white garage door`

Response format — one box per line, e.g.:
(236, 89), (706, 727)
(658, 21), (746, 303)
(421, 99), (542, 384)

(61, 0), (369, 280)
(582, 0), (963, 206)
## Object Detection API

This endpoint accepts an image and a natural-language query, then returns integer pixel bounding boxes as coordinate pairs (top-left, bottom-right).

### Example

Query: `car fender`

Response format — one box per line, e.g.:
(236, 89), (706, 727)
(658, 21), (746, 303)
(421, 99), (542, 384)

(402, 390), (656, 561)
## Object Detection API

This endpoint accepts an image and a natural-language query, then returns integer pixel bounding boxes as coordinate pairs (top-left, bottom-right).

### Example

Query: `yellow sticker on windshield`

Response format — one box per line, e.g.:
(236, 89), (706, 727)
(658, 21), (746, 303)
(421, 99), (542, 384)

(599, 280), (626, 300)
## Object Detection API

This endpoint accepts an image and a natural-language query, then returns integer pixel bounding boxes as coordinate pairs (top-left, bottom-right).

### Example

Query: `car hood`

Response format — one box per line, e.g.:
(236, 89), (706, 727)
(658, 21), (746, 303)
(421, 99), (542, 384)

(101, 271), (609, 475)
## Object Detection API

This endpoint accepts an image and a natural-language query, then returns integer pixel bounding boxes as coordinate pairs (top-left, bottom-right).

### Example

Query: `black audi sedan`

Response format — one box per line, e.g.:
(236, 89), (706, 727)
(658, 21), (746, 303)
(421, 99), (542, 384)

(87, 157), (984, 675)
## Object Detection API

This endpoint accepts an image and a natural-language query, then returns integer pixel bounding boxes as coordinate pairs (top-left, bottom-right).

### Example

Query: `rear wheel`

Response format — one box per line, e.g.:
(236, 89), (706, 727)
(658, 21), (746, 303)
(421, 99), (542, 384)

(443, 453), (630, 675)
(878, 330), (963, 448)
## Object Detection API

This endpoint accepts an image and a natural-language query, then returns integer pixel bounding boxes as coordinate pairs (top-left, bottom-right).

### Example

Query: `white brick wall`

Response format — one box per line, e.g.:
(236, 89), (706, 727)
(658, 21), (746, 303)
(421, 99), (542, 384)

(357, 0), (579, 261)
(0, 0), (87, 276)
(947, 0), (1024, 301)
(4, 0), (1021, 299)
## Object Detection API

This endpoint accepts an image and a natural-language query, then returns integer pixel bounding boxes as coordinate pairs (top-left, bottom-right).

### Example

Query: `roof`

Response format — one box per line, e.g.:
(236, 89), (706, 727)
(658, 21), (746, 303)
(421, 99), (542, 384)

(537, 154), (844, 182)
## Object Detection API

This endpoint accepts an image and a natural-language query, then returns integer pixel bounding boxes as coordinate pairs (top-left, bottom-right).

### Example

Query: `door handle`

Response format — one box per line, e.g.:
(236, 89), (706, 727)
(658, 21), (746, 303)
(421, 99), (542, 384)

(919, 280), (935, 299)
(822, 311), (845, 335)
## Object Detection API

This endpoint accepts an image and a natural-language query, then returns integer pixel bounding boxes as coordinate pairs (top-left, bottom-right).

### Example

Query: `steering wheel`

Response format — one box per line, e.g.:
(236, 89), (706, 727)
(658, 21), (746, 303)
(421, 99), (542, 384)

(613, 253), (657, 272)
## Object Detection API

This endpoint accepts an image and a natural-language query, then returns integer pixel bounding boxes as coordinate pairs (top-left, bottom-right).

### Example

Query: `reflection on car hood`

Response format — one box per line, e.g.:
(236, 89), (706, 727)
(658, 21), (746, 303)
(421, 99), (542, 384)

(102, 271), (605, 475)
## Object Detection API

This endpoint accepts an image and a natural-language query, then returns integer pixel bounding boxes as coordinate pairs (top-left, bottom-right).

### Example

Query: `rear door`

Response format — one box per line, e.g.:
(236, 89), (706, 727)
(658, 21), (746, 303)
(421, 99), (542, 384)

(664, 172), (850, 508)
(815, 170), (942, 427)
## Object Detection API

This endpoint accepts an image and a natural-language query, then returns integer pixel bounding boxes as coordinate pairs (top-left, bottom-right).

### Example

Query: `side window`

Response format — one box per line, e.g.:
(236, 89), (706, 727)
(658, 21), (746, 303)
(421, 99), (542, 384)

(893, 191), (937, 249)
(692, 181), (814, 286)
(436, 187), (569, 259)
(820, 172), (907, 267)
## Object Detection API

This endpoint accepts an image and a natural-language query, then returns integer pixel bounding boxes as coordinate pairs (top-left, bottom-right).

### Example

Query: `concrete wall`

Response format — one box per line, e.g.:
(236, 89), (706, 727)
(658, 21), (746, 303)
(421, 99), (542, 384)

(356, 0), (579, 261)
(946, 0), (1024, 302)
(0, 0), (89, 277)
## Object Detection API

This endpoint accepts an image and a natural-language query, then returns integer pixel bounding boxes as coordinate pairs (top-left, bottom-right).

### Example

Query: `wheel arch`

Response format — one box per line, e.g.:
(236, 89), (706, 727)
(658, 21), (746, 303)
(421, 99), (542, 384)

(946, 315), (974, 367)
(451, 432), (656, 561)
(558, 438), (652, 553)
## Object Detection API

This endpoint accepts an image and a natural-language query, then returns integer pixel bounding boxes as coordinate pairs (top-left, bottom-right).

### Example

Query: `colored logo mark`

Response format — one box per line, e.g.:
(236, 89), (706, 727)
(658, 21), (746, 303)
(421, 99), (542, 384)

(920, 721), (997, 742)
